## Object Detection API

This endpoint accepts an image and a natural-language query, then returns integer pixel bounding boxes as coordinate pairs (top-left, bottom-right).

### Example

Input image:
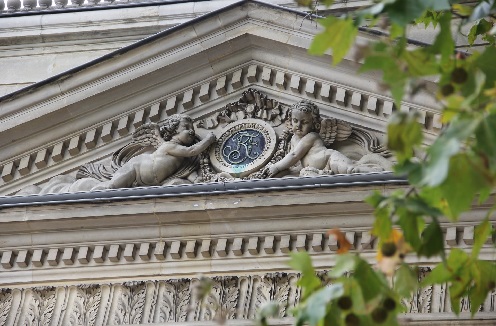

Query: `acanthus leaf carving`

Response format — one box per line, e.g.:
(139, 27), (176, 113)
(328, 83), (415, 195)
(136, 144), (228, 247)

(0, 289), (13, 326)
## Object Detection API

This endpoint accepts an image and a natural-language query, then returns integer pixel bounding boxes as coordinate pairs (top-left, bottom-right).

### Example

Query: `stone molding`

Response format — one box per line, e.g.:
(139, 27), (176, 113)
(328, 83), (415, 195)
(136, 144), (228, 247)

(0, 271), (494, 325)
(0, 62), (440, 195)
(0, 226), (493, 278)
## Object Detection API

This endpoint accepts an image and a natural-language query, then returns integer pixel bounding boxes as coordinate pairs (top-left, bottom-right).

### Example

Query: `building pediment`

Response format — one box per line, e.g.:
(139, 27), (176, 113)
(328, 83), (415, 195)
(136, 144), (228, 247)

(0, 0), (440, 195)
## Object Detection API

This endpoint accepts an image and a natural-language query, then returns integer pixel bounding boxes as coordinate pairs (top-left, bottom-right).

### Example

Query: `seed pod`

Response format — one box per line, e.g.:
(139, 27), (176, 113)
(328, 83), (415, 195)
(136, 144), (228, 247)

(451, 68), (468, 84)
(337, 296), (353, 310)
(371, 307), (388, 323)
(345, 313), (360, 326)
(383, 297), (396, 311)
(441, 84), (455, 96)
(380, 242), (397, 257)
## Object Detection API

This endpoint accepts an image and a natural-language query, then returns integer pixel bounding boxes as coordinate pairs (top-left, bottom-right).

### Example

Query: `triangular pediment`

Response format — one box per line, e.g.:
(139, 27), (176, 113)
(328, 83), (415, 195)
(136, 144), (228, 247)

(0, 0), (440, 195)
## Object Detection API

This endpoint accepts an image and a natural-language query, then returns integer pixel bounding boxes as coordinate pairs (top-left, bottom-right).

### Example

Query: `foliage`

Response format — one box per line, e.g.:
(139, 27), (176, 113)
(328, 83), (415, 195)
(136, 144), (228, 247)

(278, 0), (496, 325)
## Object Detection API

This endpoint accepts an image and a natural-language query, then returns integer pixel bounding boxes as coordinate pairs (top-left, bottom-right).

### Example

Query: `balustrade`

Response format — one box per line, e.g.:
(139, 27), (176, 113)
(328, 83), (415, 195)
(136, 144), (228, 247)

(0, 0), (177, 13)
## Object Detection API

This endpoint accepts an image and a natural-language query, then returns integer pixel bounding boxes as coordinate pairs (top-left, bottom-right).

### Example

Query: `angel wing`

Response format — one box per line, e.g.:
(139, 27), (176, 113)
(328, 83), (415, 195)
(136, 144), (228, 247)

(132, 123), (165, 149)
(319, 118), (353, 147)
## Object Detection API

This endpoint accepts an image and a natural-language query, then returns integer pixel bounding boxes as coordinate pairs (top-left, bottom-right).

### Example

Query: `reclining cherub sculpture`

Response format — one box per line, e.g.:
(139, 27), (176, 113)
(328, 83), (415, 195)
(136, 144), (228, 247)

(94, 114), (216, 189)
(17, 114), (216, 195)
(268, 100), (392, 177)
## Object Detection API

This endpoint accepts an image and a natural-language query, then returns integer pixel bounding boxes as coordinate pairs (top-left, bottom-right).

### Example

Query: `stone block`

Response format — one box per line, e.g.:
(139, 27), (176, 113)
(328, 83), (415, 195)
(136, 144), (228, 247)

(216, 238), (228, 257)
(199, 83), (211, 102)
(1, 251), (14, 269)
(154, 241), (167, 260)
(247, 64), (258, 83)
(62, 247), (76, 265)
(16, 250), (29, 267)
(68, 135), (82, 156)
(77, 246), (90, 264)
(295, 234), (307, 251)
(165, 97), (178, 115)
(311, 233), (323, 252)
(446, 227), (457, 247)
(138, 243), (151, 261)
(108, 244), (121, 262)
(200, 239), (212, 258)
(182, 89), (195, 110)
(345, 232), (356, 250)
(117, 115), (130, 136)
(335, 88), (347, 106)
(261, 67), (272, 85)
(248, 237), (259, 255)
(1, 161), (15, 182)
(367, 96), (378, 115)
(280, 235), (291, 253)
(101, 122), (114, 142)
(350, 92), (362, 110)
(232, 237), (243, 256)
(232, 69), (243, 89)
(47, 248), (60, 266)
(52, 142), (66, 162)
(290, 75), (300, 93)
(275, 71), (286, 90)
(35, 148), (49, 169)
(84, 129), (98, 149)
(18, 155), (31, 175)
(170, 241), (182, 259)
(320, 84), (332, 102)
(185, 240), (197, 258)
(360, 232), (375, 249)
(32, 249), (45, 267)
(263, 236), (275, 254)
(133, 109), (145, 128)
(463, 226), (474, 245)
(305, 79), (316, 97)
(149, 103), (162, 122)
(216, 76), (227, 95)
(383, 101), (394, 117)
(93, 245), (105, 263)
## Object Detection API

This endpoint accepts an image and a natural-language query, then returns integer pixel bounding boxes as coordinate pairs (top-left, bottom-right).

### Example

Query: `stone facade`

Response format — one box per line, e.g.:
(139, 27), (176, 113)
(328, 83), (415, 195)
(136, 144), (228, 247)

(0, 1), (495, 325)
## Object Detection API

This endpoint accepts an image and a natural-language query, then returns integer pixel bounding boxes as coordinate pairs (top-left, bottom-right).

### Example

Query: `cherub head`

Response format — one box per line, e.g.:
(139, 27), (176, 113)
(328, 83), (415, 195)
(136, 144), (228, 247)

(160, 114), (196, 144)
(289, 100), (321, 136)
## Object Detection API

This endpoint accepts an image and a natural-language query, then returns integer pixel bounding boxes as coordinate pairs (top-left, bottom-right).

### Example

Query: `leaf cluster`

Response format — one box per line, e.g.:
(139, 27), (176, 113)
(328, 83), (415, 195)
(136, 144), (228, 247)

(286, 0), (496, 324)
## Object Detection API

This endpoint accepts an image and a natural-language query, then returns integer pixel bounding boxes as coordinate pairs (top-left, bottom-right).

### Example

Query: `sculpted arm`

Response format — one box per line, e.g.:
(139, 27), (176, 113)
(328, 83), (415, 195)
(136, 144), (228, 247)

(164, 133), (216, 157)
(268, 134), (316, 176)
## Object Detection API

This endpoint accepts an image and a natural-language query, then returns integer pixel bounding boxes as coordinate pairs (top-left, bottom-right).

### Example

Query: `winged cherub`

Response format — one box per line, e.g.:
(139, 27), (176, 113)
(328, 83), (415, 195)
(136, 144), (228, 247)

(96, 114), (216, 189)
(268, 100), (392, 177)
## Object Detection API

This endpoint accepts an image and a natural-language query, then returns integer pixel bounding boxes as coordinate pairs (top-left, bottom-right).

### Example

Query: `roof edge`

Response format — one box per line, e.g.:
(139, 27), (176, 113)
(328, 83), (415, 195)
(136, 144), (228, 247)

(0, 172), (406, 208)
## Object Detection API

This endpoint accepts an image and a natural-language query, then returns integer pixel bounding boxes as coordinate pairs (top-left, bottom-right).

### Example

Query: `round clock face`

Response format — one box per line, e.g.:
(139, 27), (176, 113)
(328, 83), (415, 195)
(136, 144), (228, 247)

(210, 119), (277, 177)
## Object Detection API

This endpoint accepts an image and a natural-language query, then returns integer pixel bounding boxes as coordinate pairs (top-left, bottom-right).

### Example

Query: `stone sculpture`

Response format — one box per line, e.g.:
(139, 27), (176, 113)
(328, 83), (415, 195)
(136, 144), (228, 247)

(267, 100), (392, 177)
(93, 114), (216, 189)
(15, 98), (393, 196)
(17, 114), (216, 195)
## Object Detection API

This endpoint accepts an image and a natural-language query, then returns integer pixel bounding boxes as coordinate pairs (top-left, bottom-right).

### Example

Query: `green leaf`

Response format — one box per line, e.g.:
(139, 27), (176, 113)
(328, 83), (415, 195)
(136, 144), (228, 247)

(472, 218), (492, 259)
(430, 12), (454, 65)
(421, 118), (480, 187)
(418, 221), (444, 257)
(439, 154), (490, 219)
(475, 46), (496, 89)
(475, 112), (496, 173)
(394, 264), (418, 298)
(309, 16), (358, 65)
(384, 0), (428, 27)
(421, 262), (452, 286)
(468, 19), (493, 46)
(302, 284), (344, 326)
(328, 254), (357, 278)
(387, 111), (423, 161)
(288, 252), (322, 299)
(397, 209), (422, 251)
(372, 205), (393, 240)
(469, 260), (496, 316)
(354, 257), (386, 302)
(403, 49), (438, 76)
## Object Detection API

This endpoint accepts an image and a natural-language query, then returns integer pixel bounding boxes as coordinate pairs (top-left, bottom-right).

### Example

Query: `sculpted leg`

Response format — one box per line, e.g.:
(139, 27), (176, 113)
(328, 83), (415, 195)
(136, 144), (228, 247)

(108, 163), (138, 188)
(327, 150), (356, 174)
